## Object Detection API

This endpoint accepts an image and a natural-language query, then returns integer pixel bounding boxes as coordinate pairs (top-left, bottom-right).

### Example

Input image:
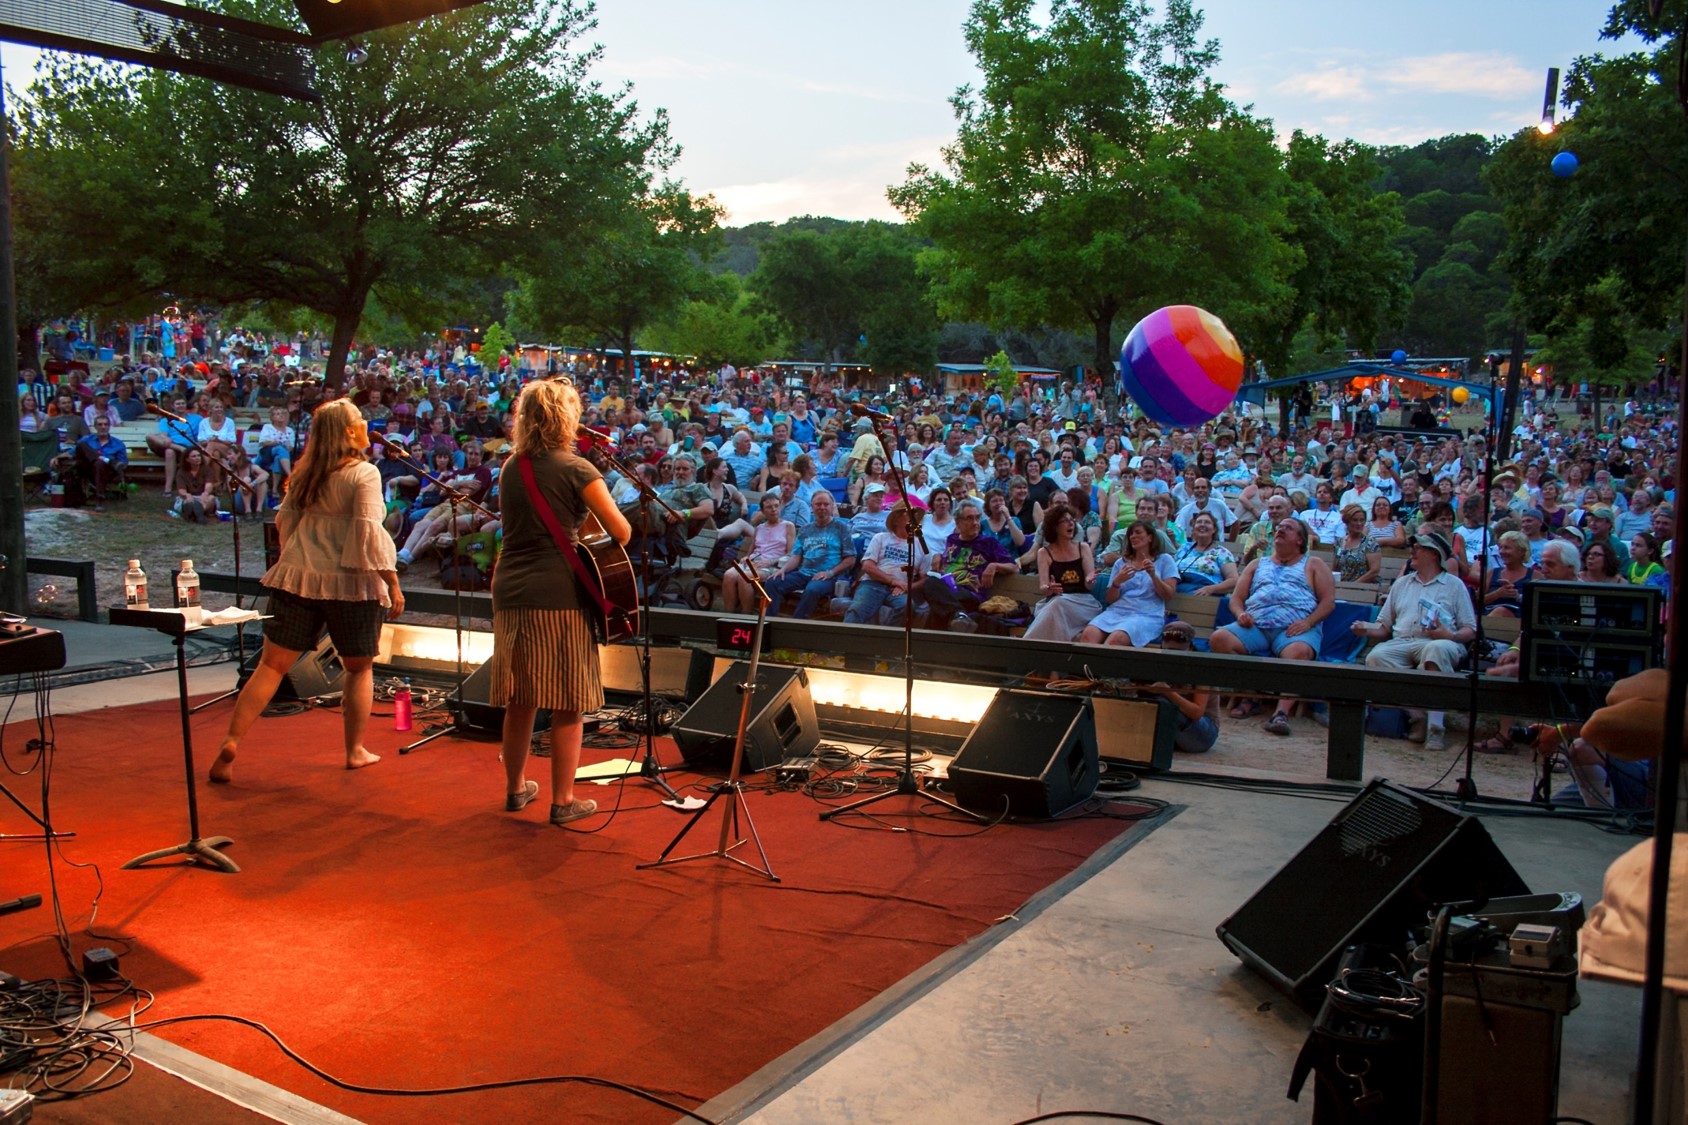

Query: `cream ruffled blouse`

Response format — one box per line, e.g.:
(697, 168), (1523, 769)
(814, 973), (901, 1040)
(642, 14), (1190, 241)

(262, 460), (398, 605)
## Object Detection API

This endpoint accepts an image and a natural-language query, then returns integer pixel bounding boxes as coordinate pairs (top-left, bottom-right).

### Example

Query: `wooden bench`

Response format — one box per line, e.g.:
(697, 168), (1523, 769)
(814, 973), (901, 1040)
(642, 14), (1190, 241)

(27, 557), (98, 622)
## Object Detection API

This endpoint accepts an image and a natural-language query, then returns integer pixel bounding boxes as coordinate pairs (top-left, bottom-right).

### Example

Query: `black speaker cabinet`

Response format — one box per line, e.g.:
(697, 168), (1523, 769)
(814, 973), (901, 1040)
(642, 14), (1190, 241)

(238, 630), (343, 701)
(1092, 695), (1177, 773)
(448, 661), (550, 736)
(1217, 780), (1529, 1008)
(671, 661), (818, 772)
(948, 690), (1099, 819)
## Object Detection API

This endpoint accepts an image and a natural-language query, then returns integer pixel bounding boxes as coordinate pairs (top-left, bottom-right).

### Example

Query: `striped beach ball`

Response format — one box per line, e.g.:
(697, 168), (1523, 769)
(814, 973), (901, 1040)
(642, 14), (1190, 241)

(1117, 305), (1244, 426)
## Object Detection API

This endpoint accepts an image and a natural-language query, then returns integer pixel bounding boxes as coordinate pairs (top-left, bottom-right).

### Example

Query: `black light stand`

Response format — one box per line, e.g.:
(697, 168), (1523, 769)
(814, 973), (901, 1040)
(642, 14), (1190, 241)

(588, 441), (682, 803)
(822, 406), (983, 824)
(638, 555), (777, 880)
(1453, 384), (1503, 803)
(380, 438), (497, 754)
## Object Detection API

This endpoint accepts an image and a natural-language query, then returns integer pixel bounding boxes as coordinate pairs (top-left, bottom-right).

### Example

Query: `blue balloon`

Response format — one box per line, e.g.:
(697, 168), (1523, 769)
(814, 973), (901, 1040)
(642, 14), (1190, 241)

(1551, 151), (1579, 178)
(1391, 349), (1408, 366)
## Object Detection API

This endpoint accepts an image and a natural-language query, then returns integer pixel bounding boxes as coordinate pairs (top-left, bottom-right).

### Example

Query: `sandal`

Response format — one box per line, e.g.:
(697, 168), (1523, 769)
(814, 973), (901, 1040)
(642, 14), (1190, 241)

(1230, 699), (1261, 719)
(1472, 736), (1514, 755)
(1264, 711), (1291, 736)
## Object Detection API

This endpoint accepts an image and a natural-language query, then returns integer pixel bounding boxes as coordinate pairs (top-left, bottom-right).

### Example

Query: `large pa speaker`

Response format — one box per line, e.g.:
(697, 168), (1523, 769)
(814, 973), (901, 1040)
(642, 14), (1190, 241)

(671, 662), (818, 772)
(1217, 779), (1529, 1008)
(947, 691), (1099, 819)
(237, 629), (344, 701)
(447, 661), (550, 736)
(1092, 695), (1177, 773)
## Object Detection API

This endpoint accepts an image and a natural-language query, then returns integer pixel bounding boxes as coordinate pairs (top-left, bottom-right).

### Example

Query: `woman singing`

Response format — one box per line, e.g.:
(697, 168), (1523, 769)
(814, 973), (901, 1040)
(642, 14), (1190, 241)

(210, 399), (402, 783)
(489, 379), (631, 826)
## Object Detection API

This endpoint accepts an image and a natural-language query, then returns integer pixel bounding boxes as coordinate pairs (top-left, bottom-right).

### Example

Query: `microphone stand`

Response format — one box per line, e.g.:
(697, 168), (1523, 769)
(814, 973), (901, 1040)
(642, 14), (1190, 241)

(151, 409), (260, 714)
(379, 441), (498, 754)
(823, 407), (983, 823)
(638, 555), (777, 879)
(589, 439), (683, 803)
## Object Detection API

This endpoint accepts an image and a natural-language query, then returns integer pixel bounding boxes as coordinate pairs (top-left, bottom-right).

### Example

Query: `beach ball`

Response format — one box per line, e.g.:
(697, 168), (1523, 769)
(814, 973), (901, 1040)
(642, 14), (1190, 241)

(1452, 387), (1470, 404)
(1116, 305), (1243, 426)
(1551, 151), (1579, 178)
(1391, 349), (1408, 366)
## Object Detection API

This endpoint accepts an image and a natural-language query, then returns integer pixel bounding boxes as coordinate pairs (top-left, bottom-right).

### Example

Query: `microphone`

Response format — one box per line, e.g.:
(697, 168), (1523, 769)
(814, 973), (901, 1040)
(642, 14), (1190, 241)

(579, 426), (617, 448)
(146, 402), (187, 424)
(850, 402), (893, 422)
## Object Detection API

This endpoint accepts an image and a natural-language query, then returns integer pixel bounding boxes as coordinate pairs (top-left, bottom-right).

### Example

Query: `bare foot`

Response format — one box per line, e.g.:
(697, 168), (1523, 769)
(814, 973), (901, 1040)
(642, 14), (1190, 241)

(208, 742), (237, 784)
(346, 747), (381, 770)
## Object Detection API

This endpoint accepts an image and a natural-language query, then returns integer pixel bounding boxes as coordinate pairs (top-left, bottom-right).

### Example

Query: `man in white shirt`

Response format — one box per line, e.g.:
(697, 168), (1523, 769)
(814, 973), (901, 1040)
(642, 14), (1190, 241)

(1045, 444), (1082, 492)
(1174, 476), (1237, 538)
(1338, 467), (1384, 513)
(1350, 529), (1477, 749)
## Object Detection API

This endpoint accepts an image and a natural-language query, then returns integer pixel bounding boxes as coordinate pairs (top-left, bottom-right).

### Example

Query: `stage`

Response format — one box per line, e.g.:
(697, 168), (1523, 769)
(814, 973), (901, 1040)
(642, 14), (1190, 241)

(1, 625), (1644, 1124)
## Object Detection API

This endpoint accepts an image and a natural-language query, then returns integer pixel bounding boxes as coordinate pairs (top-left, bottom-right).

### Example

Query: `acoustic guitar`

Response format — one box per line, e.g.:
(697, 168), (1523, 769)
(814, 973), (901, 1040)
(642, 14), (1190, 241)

(575, 520), (639, 644)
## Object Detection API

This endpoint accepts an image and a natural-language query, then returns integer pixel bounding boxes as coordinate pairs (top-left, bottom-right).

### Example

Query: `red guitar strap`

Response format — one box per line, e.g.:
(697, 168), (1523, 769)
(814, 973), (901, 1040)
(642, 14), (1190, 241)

(516, 454), (617, 624)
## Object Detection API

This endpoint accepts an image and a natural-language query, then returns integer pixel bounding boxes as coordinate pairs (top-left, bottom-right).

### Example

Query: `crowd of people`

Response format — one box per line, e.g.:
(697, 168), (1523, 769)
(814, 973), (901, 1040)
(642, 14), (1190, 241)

(19, 341), (1680, 795)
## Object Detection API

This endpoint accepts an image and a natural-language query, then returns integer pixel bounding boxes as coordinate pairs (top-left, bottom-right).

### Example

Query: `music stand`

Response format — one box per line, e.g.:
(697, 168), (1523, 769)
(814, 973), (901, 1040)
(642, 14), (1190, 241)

(109, 607), (245, 873)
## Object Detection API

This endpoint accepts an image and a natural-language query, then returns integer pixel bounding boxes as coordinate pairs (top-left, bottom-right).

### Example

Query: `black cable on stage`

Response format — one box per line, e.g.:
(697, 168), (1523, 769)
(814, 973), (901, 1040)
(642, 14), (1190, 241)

(1007, 1111), (1168, 1124)
(117, 1012), (717, 1122)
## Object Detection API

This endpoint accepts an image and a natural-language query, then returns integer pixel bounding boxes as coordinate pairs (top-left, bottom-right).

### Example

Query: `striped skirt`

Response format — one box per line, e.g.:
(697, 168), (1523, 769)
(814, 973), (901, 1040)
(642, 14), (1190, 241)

(487, 608), (603, 713)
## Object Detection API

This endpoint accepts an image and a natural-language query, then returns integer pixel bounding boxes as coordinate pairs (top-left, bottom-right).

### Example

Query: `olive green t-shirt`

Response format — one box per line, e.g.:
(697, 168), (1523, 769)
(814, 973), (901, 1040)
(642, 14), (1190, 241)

(491, 449), (603, 612)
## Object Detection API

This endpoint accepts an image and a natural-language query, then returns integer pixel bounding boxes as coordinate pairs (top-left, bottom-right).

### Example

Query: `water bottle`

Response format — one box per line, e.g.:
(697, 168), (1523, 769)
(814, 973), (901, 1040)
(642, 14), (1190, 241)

(124, 559), (148, 610)
(394, 679), (413, 731)
(176, 559), (201, 626)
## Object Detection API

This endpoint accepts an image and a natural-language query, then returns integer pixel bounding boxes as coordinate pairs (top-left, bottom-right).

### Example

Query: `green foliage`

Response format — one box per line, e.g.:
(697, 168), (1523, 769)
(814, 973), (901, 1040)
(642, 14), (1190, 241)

(480, 322), (516, 366)
(641, 273), (780, 367)
(1487, 41), (1688, 369)
(1244, 132), (1411, 378)
(509, 184), (724, 373)
(749, 221), (937, 374)
(10, 0), (670, 388)
(983, 350), (1019, 396)
(710, 216), (859, 276)
(891, 0), (1294, 392)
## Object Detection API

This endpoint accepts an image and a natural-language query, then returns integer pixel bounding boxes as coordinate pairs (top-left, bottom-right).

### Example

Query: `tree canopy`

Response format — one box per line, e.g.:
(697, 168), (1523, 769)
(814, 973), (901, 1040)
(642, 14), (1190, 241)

(10, 0), (672, 387)
(891, 0), (1294, 391)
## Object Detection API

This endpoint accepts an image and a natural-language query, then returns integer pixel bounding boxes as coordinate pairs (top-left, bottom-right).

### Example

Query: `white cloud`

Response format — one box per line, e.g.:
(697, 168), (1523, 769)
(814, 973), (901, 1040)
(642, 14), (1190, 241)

(1373, 52), (1538, 98)
(1273, 67), (1372, 103)
(592, 54), (738, 82)
(800, 79), (927, 104)
(714, 177), (903, 225)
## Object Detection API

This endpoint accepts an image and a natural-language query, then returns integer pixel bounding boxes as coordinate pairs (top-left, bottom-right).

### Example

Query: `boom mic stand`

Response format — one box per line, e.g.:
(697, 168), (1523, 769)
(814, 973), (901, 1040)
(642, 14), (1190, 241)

(588, 440), (682, 803)
(1454, 394), (1501, 803)
(380, 439), (499, 754)
(823, 405), (983, 824)
(146, 405), (260, 713)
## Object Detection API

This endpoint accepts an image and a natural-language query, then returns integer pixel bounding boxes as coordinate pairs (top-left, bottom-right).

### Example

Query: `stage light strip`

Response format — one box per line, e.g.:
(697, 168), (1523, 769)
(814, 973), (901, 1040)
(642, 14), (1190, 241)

(803, 667), (995, 724)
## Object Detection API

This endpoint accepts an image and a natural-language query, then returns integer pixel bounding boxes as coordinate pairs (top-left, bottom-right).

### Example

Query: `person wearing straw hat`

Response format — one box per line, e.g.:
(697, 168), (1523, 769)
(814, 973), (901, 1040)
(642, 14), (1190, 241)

(1351, 528), (1476, 749)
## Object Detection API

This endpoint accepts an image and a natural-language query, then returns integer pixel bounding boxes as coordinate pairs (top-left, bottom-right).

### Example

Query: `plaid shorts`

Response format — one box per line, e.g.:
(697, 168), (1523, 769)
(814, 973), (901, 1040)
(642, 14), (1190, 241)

(262, 587), (385, 658)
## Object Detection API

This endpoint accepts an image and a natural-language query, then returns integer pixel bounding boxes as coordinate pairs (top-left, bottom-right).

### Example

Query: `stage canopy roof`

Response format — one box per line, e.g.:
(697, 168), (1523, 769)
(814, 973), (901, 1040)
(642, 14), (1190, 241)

(1235, 363), (1500, 409)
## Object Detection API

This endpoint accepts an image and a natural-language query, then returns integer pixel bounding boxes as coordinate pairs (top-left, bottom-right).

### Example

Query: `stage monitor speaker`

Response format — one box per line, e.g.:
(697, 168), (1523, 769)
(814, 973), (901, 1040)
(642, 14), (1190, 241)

(671, 661), (818, 772)
(1216, 779), (1529, 1008)
(948, 691), (1099, 819)
(238, 629), (344, 701)
(1091, 695), (1177, 773)
(448, 661), (549, 736)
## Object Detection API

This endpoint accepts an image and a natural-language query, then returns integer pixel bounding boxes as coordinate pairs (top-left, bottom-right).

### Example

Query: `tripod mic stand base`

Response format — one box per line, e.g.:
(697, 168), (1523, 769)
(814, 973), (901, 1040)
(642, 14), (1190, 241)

(638, 780), (778, 881)
(820, 768), (987, 823)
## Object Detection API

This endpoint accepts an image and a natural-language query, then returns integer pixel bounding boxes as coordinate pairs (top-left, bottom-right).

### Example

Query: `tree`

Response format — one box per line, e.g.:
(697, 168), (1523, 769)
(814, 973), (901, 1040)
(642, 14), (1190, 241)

(1246, 132), (1411, 378)
(11, 0), (666, 388)
(891, 0), (1294, 397)
(750, 220), (938, 374)
(642, 273), (780, 368)
(510, 184), (723, 378)
(1487, 38), (1688, 348)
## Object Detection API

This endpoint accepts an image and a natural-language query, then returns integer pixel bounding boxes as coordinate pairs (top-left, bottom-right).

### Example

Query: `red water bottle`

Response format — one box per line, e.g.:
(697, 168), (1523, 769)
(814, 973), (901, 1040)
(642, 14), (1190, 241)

(394, 679), (413, 731)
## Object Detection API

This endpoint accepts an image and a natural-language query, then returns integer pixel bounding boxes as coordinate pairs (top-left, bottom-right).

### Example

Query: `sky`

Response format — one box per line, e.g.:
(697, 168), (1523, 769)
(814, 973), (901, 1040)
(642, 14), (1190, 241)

(1, 0), (1640, 226)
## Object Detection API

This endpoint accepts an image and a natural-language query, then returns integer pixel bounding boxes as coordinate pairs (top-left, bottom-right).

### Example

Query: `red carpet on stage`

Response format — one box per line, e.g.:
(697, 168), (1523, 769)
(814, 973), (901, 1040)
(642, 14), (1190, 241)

(1, 696), (1159, 1123)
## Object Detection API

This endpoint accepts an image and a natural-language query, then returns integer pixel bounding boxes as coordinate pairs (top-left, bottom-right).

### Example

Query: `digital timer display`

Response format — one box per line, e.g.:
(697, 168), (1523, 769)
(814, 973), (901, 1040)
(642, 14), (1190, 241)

(716, 620), (764, 652)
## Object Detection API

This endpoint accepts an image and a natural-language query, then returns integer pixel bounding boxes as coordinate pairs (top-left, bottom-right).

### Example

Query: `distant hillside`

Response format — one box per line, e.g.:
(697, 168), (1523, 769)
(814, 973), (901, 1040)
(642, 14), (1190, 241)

(711, 215), (863, 276)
